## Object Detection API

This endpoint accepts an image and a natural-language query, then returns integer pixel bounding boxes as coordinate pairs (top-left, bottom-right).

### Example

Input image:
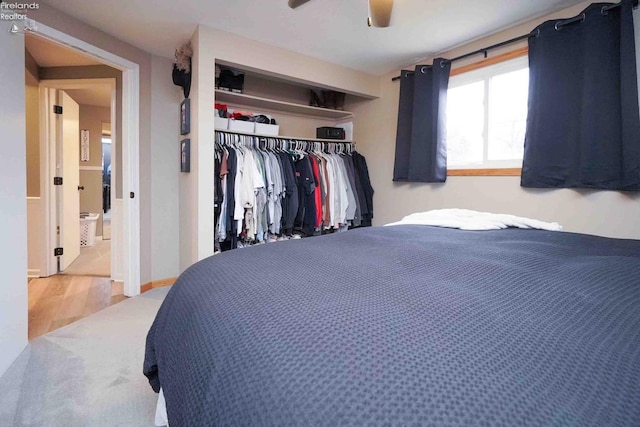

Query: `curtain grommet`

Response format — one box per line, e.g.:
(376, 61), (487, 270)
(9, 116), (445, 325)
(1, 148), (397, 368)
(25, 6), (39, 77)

(421, 66), (427, 74)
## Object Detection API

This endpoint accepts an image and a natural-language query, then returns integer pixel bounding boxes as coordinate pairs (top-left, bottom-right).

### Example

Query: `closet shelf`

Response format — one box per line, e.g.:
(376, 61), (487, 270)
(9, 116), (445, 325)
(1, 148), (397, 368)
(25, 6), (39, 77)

(215, 89), (354, 120)
(215, 128), (354, 144)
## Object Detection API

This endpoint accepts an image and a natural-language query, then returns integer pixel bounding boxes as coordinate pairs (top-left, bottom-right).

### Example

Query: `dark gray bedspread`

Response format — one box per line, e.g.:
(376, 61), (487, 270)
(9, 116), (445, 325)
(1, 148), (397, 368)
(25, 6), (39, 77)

(144, 226), (640, 426)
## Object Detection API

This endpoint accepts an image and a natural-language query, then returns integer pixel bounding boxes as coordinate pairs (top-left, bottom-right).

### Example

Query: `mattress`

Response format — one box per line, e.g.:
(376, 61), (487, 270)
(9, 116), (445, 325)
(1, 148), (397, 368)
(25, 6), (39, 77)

(144, 225), (640, 426)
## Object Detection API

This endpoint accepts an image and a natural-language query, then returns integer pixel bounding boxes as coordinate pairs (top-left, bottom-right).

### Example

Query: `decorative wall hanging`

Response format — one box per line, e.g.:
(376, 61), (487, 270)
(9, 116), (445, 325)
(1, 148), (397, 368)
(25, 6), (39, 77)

(80, 129), (90, 162)
(172, 41), (192, 99)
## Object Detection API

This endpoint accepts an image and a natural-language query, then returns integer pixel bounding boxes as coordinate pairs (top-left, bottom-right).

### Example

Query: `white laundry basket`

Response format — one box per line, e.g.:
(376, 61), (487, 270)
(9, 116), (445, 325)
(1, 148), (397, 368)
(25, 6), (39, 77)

(80, 213), (100, 247)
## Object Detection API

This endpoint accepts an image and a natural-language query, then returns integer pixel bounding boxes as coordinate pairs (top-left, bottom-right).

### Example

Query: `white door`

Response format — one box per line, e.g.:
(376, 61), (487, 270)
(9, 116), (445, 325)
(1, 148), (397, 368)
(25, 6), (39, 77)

(57, 90), (81, 271)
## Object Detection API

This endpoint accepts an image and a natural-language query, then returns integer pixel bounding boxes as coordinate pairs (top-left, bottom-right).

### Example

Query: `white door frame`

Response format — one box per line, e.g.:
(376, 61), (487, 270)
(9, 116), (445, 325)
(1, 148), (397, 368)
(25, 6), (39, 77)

(30, 23), (141, 297)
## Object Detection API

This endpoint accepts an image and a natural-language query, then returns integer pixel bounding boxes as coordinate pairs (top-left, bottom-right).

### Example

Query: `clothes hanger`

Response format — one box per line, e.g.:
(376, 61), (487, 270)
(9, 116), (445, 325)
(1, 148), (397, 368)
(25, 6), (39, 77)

(297, 140), (306, 158)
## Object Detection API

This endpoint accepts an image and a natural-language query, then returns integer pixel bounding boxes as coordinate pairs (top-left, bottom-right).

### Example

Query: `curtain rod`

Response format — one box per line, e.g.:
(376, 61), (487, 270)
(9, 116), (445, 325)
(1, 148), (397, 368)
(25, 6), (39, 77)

(391, 0), (632, 82)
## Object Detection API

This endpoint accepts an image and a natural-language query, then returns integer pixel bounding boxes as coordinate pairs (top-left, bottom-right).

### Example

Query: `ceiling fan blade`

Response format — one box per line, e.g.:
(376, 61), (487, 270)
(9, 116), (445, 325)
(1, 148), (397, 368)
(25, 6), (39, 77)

(369, 0), (394, 27)
(288, 0), (311, 9)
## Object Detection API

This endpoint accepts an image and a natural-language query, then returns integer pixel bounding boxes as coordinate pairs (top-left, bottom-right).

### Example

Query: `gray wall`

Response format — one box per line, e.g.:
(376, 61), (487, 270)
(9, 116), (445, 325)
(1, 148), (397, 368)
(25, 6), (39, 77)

(0, 29), (28, 377)
(150, 55), (181, 280)
(349, 1), (640, 239)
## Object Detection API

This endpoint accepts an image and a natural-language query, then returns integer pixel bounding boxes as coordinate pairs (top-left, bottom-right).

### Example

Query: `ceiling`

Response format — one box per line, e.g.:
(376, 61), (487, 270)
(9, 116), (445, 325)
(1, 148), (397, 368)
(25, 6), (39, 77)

(40, 0), (585, 76)
(25, 34), (112, 107)
(65, 87), (112, 108)
(25, 34), (101, 67)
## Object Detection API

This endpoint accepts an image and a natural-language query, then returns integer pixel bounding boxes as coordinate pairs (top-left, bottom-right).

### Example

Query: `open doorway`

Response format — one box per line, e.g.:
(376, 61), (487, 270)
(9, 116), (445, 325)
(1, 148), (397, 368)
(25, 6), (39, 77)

(55, 83), (113, 278)
(24, 31), (135, 339)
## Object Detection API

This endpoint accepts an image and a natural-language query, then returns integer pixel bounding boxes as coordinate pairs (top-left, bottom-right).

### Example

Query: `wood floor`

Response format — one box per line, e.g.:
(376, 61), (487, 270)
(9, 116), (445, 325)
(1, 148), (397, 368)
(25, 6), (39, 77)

(28, 275), (127, 340)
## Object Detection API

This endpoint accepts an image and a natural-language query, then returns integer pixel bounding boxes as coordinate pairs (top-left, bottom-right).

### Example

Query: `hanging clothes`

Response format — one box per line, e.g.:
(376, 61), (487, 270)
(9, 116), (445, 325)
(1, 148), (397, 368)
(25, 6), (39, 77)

(214, 131), (374, 251)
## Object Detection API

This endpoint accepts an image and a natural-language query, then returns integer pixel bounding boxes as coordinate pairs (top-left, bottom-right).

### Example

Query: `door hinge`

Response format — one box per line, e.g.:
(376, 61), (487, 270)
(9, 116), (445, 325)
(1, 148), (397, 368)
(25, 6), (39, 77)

(54, 177), (63, 185)
(53, 105), (63, 115)
(54, 247), (63, 256)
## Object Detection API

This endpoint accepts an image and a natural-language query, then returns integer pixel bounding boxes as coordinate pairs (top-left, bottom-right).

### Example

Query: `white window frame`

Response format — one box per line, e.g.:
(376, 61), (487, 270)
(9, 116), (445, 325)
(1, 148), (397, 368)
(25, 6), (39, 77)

(447, 55), (529, 171)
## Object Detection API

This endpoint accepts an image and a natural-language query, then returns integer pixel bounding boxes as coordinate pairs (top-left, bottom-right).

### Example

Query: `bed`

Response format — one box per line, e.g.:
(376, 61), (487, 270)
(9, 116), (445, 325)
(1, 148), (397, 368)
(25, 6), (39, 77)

(144, 224), (640, 426)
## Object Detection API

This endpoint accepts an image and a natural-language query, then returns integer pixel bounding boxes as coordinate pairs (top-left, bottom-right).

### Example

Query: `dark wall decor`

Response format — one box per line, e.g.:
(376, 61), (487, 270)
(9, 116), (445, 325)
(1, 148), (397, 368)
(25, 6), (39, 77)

(180, 139), (190, 173)
(180, 98), (190, 135)
(172, 41), (192, 99)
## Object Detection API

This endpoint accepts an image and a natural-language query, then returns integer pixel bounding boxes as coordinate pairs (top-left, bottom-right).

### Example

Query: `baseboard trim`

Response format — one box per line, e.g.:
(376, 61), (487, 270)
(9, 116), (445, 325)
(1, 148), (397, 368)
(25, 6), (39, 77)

(28, 269), (40, 278)
(141, 277), (177, 293)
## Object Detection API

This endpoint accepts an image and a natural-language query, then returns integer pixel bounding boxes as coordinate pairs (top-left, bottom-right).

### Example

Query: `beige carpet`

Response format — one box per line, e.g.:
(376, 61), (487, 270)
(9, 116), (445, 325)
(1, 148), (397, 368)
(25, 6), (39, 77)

(61, 239), (110, 277)
(0, 286), (170, 427)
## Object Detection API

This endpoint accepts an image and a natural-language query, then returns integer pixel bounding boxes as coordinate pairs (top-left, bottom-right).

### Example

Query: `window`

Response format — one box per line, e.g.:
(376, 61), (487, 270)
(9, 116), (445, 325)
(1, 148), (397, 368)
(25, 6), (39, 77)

(446, 54), (528, 172)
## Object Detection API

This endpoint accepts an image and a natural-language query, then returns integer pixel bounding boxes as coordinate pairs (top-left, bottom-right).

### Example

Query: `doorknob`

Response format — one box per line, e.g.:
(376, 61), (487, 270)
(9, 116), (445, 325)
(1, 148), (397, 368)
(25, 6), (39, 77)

(78, 186), (85, 191)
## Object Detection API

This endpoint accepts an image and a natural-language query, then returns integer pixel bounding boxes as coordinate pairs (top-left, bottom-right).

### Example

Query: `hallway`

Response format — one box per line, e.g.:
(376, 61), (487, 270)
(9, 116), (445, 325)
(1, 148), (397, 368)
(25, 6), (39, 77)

(28, 275), (125, 340)
(59, 239), (111, 277)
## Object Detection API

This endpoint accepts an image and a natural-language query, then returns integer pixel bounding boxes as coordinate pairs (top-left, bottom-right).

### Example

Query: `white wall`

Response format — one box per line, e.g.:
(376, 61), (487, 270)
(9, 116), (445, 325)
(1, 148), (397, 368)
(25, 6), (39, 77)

(0, 31), (28, 376)
(350, 1), (640, 240)
(150, 55), (180, 280)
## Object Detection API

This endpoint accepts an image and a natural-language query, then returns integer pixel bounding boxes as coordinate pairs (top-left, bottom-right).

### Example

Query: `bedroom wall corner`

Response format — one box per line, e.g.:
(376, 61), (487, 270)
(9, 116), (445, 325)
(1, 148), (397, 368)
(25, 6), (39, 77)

(0, 31), (28, 377)
(349, 1), (640, 240)
(150, 55), (181, 280)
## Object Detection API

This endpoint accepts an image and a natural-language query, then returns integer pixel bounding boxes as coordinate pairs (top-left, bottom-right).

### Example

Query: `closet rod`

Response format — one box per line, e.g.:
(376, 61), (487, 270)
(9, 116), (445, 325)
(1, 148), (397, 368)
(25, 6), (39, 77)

(215, 129), (354, 144)
(391, 0), (633, 82)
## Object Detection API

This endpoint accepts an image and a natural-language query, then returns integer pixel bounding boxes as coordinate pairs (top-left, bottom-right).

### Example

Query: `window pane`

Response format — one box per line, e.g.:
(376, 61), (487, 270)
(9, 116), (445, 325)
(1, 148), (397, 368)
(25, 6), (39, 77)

(488, 68), (528, 161)
(446, 81), (484, 166)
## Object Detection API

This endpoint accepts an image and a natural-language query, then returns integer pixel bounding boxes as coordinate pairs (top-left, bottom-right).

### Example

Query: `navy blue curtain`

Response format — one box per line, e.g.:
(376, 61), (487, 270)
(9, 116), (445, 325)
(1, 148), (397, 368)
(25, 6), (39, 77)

(522, 0), (640, 190)
(393, 58), (451, 182)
